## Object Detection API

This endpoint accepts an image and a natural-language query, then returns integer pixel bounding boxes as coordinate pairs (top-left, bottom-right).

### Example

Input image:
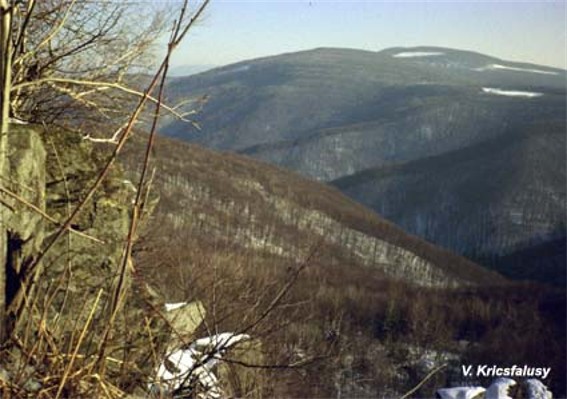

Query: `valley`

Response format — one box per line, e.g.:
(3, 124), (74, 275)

(159, 46), (566, 285)
(121, 133), (565, 397)
(0, 1), (564, 396)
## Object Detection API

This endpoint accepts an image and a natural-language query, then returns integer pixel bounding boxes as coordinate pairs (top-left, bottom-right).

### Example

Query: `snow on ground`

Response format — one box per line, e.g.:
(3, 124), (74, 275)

(438, 378), (552, 399)
(485, 378), (517, 399)
(436, 386), (485, 399)
(191, 333), (251, 351)
(474, 64), (559, 76)
(526, 379), (553, 399)
(482, 87), (543, 98)
(392, 51), (444, 58)
(152, 332), (250, 398)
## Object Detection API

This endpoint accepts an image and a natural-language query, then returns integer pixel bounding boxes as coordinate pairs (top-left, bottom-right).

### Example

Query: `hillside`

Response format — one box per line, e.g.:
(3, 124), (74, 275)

(159, 46), (566, 284)
(122, 133), (503, 288)
(333, 119), (566, 283)
(120, 134), (565, 397)
(1, 125), (563, 398)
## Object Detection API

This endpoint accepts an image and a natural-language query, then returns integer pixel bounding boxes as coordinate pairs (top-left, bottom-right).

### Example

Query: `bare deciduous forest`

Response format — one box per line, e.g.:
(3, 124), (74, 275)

(0, 1), (564, 398)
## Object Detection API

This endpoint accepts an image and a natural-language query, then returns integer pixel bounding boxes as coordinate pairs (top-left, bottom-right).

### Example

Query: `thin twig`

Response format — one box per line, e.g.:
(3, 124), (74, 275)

(12, 77), (199, 127)
(6, 31), (167, 326)
(222, 354), (329, 370)
(94, 0), (210, 375)
(240, 244), (318, 335)
(55, 288), (103, 399)
(0, 185), (104, 243)
(399, 363), (447, 399)
(0, 195), (15, 211)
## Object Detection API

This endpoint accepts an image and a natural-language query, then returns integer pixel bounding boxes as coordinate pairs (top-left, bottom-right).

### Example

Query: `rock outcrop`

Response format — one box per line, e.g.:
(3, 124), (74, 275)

(40, 127), (134, 323)
(1, 124), (47, 338)
(0, 124), (175, 395)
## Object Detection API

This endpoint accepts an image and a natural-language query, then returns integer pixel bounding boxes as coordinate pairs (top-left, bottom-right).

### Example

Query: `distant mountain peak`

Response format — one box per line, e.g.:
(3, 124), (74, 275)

(379, 46), (564, 73)
(161, 45), (566, 285)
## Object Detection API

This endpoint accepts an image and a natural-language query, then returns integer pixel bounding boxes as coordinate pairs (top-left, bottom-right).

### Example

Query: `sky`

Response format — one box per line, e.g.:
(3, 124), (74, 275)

(166, 0), (566, 70)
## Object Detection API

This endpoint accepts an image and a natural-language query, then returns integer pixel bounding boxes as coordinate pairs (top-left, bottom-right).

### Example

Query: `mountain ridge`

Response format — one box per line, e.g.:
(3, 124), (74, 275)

(160, 46), (566, 284)
(178, 46), (565, 80)
(123, 133), (505, 287)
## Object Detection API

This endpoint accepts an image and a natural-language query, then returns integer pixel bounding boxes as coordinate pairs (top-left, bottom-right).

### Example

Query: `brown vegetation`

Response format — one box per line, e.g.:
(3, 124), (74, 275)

(135, 215), (566, 397)
(1, 2), (563, 398)
(126, 133), (565, 397)
(123, 133), (506, 287)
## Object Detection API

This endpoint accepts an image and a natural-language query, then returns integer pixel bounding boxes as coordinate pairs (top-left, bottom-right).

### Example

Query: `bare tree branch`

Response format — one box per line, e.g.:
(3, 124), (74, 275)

(12, 77), (198, 125)
(0, 185), (104, 244)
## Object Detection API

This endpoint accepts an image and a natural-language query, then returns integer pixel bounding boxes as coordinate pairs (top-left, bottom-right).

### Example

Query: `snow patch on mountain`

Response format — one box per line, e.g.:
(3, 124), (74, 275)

(475, 63), (558, 76)
(392, 51), (444, 58)
(482, 87), (543, 98)
(218, 64), (250, 75)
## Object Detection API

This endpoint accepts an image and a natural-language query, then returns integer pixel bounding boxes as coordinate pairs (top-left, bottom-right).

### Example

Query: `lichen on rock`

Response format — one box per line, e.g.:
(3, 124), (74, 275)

(0, 124), (164, 395)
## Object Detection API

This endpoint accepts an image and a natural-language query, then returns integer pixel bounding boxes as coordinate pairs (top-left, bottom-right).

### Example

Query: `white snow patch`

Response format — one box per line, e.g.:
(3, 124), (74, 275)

(437, 386), (486, 399)
(392, 51), (444, 58)
(191, 332), (251, 350)
(474, 64), (558, 76)
(526, 379), (553, 399)
(440, 379), (552, 399)
(164, 302), (188, 312)
(219, 64), (250, 75)
(482, 87), (543, 98)
(486, 378), (517, 399)
(152, 333), (250, 397)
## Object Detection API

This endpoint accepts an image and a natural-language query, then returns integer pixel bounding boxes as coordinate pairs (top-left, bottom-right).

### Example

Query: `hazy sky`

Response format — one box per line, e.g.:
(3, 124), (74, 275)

(169, 0), (566, 69)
